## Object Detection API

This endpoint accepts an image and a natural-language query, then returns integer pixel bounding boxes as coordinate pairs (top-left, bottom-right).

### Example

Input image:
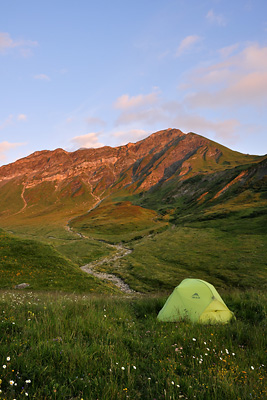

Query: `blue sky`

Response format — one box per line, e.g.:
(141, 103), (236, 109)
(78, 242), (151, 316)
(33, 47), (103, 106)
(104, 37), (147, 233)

(0, 0), (267, 166)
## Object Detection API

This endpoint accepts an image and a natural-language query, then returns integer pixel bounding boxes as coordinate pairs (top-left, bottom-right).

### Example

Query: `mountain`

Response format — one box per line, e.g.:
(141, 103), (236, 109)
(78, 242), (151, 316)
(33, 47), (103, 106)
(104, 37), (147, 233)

(0, 128), (266, 293)
(0, 128), (266, 230)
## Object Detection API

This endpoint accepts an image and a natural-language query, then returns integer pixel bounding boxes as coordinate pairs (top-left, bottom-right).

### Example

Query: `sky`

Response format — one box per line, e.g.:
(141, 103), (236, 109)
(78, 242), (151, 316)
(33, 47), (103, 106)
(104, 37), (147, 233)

(0, 0), (267, 166)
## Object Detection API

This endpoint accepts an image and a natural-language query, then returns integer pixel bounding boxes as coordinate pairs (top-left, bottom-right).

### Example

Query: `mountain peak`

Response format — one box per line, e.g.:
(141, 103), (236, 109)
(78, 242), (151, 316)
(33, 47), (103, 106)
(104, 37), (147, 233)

(0, 128), (264, 222)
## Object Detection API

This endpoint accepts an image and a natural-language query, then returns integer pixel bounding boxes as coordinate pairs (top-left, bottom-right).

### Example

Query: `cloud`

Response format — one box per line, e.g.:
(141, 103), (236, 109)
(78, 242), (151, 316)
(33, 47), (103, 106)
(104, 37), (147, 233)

(0, 114), (27, 131)
(114, 91), (163, 127)
(17, 114), (27, 121)
(115, 107), (168, 126)
(184, 43), (267, 109)
(0, 32), (38, 54)
(0, 115), (13, 130)
(172, 112), (241, 143)
(113, 129), (149, 144)
(0, 141), (25, 161)
(114, 92), (158, 110)
(34, 74), (50, 81)
(176, 35), (202, 57)
(206, 9), (227, 26)
(86, 116), (106, 127)
(71, 133), (104, 149)
(218, 43), (240, 59)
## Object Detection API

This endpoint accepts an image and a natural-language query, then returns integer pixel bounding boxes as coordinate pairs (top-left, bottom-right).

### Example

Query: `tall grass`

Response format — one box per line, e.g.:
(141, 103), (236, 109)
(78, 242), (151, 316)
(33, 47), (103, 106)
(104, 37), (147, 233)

(0, 290), (266, 399)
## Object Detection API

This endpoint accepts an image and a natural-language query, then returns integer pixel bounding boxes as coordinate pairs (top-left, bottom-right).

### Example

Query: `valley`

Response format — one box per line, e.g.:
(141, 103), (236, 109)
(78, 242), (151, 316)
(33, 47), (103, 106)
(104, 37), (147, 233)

(0, 129), (266, 400)
(0, 128), (266, 295)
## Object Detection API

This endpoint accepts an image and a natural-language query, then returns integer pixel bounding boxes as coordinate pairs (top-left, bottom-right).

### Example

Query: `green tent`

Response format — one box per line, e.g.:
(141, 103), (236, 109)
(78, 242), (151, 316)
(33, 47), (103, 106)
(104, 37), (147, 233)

(157, 278), (234, 324)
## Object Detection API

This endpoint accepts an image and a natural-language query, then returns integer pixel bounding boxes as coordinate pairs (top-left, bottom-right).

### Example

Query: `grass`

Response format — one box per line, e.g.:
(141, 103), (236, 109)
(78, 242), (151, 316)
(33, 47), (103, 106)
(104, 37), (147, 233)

(0, 290), (266, 399)
(0, 229), (118, 294)
(70, 199), (168, 243)
(94, 224), (267, 293)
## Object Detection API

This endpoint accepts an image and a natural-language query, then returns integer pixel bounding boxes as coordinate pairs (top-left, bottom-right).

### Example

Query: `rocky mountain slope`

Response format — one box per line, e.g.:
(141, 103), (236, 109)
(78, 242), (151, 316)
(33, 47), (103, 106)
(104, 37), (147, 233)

(0, 128), (266, 226)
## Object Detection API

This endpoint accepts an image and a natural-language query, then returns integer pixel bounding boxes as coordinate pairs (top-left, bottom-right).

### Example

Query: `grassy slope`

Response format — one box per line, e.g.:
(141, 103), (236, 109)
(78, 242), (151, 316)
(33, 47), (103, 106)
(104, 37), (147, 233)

(0, 291), (266, 400)
(70, 198), (168, 243)
(0, 229), (118, 293)
(96, 223), (267, 293)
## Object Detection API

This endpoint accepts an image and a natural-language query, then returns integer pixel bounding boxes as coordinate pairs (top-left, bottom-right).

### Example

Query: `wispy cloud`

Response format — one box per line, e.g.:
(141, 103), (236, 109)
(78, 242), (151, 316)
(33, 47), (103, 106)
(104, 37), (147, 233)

(176, 35), (202, 57)
(206, 9), (227, 26)
(34, 74), (51, 81)
(218, 43), (240, 58)
(113, 129), (149, 144)
(0, 114), (28, 130)
(17, 114), (27, 121)
(71, 132), (103, 149)
(114, 91), (162, 126)
(185, 43), (267, 109)
(0, 141), (25, 162)
(86, 116), (106, 127)
(0, 115), (13, 130)
(114, 92), (158, 110)
(0, 32), (38, 55)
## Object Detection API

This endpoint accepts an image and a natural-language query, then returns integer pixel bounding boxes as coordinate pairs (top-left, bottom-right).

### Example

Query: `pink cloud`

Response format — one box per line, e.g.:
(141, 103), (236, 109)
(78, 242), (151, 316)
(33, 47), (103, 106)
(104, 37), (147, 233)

(184, 43), (267, 109)
(71, 133), (103, 149)
(114, 92), (158, 110)
(0, 141), (25, 161)
(0, 32), (38, 54)
(206, 9), (227, 26)
(176, 35), (202, 57)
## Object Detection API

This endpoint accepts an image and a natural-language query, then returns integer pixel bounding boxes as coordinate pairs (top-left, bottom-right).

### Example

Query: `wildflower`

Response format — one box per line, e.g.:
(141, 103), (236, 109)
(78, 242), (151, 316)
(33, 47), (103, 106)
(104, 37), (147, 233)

(225, 349), (229, 354)
(121, 367), (125, 370)
(192, 338), (196, 341)
(171, 381), (175, 385)
(232, 353), (235, 356)
(7, 356), (10, 361)
(25, 379), (31, 384)
(25, 393), (29, 397)
(251, 366), (254, 370)
(133, 365), (136, 369)
(3, 365), (6, 369)
(148, 377), (151, 380)
(10, 380), (14, 385)
(177, 384), (180, 387)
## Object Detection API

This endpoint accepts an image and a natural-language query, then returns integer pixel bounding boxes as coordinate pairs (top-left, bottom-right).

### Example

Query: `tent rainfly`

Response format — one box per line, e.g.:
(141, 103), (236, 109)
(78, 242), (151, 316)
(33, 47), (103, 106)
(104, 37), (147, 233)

(157, 278), (234, 324)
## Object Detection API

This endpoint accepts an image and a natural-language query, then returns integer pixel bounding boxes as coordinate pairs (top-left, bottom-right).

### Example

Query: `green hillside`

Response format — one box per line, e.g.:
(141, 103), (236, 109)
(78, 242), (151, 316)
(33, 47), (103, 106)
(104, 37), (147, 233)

(0, 229), (118, 293)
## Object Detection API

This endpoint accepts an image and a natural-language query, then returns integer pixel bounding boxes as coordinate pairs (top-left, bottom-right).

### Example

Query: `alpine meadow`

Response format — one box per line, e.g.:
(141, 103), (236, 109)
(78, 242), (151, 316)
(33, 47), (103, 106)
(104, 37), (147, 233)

(0, 128), (266, 399)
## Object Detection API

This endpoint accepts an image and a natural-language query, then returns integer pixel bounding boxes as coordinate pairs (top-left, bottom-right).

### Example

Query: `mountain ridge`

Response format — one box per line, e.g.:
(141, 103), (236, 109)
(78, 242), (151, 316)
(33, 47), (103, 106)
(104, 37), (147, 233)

(0, 128), (266, 226)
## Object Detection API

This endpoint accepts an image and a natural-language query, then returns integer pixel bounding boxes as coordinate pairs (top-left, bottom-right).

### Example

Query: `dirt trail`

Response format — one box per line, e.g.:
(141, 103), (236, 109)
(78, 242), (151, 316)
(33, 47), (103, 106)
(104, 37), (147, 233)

(14, 184), (28, 215)
(81, 244), (135, 294)
(66, 199), (136, 294)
